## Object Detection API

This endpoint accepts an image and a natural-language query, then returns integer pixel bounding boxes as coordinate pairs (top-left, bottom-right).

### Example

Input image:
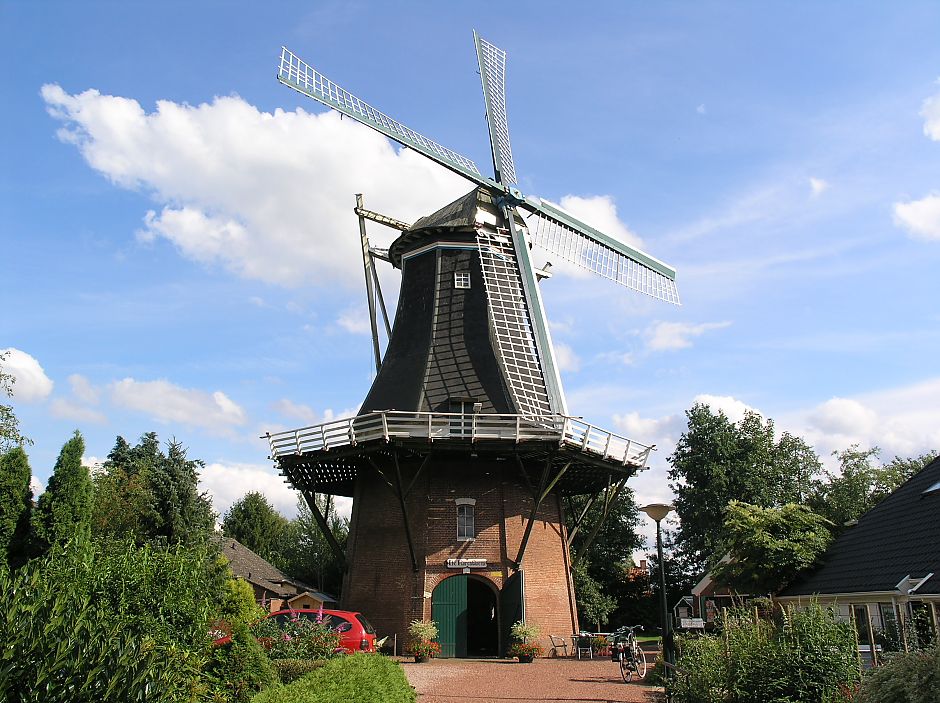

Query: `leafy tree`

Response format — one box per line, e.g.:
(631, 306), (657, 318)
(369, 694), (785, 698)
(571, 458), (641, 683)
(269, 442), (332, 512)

(710, 501), (832, 595)
(807, 446), (936, 534)
(32, 430), (92, 555)
(0, 350), (31, 451)
(668, 404), (820, 573)
(92, 433), (214, 544)
(222, 491), (290, 563)
(0, 446), (33, 567)
(278, 494), (348, 595)
(571, 561), (617, 631)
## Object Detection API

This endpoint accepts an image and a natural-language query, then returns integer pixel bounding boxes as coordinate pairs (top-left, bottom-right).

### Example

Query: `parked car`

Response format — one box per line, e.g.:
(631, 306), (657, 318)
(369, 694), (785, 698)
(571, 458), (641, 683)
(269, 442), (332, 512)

(213, 608), (376, 654)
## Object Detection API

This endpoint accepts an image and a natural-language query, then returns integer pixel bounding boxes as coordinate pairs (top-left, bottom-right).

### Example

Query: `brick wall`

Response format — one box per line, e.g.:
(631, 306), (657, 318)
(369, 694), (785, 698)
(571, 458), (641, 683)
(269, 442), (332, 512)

(341, 452), (578, 654)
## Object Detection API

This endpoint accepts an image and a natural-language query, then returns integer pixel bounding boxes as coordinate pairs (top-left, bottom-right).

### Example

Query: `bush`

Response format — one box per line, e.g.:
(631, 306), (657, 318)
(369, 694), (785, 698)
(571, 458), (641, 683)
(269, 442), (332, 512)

(0, 552), (206, 702)
(251, 653), (415, 703)
(251, 612), (341, 660)
(271, 658), (327, 684)
(855, 644), (940, 703)
(205, 621), (277, 702)
(669, 602), (860, 703)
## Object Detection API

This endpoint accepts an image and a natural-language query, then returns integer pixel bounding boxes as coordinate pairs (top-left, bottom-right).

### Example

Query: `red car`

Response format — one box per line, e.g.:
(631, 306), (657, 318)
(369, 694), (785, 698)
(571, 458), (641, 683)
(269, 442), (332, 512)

(214, 608), (376, 653)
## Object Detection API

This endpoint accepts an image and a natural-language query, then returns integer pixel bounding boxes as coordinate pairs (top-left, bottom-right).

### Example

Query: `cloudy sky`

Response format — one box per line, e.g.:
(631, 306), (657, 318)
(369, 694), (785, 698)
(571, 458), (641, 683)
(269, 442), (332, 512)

(4, 2), (940, 550)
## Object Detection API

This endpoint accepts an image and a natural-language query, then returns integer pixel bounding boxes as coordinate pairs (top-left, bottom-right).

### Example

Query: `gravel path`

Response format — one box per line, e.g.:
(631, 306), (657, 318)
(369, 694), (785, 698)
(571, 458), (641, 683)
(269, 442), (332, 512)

(402, 657), (665, 703)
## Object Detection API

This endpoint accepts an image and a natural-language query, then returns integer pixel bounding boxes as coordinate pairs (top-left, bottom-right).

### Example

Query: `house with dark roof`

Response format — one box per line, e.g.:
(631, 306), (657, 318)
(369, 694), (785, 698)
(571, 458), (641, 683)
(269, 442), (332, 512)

(777, 455), (940, 653)
(213, 534), (337, 612)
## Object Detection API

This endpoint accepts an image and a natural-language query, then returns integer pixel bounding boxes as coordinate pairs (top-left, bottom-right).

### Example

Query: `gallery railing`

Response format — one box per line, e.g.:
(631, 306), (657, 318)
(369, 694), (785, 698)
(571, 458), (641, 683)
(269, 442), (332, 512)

(266, 411), (653, 468)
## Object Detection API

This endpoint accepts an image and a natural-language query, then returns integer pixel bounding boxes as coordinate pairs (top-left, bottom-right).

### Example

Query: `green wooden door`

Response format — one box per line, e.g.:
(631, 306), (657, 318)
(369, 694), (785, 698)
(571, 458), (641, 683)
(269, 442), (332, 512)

(432, 575), (468, 658)
(499, 571), (524, 657)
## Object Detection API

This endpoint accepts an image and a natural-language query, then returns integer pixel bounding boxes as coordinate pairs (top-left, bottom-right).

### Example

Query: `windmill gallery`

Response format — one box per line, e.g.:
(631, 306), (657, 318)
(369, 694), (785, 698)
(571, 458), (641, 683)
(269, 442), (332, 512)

(264, 32), (680, 658)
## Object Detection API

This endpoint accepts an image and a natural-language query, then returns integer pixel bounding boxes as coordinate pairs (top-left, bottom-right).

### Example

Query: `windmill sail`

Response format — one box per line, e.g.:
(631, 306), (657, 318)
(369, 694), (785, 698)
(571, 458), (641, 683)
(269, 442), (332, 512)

(522, 198), (681, 305)
(473, 32), (517, 186)
(277, 47), (490, 187)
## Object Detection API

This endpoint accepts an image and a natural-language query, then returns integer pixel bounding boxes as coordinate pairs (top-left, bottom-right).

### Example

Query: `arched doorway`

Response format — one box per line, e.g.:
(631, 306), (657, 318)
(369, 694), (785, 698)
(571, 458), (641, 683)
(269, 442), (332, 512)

(431, 575), (499, 657)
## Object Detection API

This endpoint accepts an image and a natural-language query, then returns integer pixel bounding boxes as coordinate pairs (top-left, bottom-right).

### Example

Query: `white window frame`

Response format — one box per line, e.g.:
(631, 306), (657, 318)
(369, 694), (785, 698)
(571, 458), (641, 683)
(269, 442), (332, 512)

(454, 271), (471, 289)
(456, 498), (476, 541)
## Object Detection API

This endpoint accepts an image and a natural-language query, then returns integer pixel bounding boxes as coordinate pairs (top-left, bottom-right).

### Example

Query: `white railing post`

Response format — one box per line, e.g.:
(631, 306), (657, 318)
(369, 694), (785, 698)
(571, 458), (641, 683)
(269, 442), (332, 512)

(560, 416), (569, 446)
(321, 423), (328, 450)
(515, 415), (521, 442)
(622, 440), (632, 465)
(581, 424), (591, 450)
(295, 429), (301, 455)
(603, 432), (612, 458)
(381, 412), (389, 442)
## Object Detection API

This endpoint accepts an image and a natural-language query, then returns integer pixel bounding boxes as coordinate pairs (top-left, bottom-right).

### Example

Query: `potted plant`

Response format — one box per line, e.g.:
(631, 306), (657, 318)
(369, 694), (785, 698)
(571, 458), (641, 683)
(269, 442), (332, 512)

(509, 620), (543, 663)
(408, 619), (440, 663)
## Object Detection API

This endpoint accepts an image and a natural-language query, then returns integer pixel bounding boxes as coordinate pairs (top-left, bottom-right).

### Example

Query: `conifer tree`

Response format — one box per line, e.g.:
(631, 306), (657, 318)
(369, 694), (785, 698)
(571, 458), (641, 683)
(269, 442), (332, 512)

(32, 431), (92, 555)
(0, 446), (33, 567)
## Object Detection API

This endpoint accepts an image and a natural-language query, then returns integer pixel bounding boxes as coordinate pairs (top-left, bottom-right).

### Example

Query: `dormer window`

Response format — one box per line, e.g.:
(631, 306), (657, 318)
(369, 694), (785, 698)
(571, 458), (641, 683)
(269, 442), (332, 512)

(454, 271), (471, 289)
(456, 498), (476, 541)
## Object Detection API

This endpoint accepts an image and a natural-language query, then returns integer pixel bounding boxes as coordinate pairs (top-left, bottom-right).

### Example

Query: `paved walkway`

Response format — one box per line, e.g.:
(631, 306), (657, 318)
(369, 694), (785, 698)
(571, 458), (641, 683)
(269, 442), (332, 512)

(402, 657), (665, 703)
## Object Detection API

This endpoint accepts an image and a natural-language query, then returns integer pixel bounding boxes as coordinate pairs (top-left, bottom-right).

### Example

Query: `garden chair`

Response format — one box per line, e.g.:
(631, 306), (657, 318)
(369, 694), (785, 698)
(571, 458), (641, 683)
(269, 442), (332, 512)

(548, 634), (569, 658)
(575, 633), (593, 659)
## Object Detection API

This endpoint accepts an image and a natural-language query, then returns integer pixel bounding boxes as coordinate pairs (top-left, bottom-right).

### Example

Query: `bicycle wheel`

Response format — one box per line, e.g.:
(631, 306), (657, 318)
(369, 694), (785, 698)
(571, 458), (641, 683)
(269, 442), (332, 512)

(619, 652), (632, 682)
(631, 644), (647, 679)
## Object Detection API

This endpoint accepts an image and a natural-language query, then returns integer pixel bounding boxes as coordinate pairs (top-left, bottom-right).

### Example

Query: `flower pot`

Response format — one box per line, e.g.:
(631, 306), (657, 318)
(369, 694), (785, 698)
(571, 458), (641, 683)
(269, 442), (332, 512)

(414, 655), (427, 663)
(518, 654), (534, 663)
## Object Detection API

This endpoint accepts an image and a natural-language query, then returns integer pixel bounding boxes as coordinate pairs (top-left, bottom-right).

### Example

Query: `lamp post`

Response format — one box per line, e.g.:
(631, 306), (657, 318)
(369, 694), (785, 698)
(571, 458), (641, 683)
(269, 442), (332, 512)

(640, 503), (675, 677)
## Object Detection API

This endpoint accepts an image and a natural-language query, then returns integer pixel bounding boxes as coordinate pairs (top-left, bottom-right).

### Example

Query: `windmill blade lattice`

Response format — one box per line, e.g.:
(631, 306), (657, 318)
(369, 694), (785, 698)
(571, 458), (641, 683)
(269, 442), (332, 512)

(474, 33), (517, 186)
(522, 201), (681, 305)
(277, 47), (488, 187)
(475, 227), (554, 417)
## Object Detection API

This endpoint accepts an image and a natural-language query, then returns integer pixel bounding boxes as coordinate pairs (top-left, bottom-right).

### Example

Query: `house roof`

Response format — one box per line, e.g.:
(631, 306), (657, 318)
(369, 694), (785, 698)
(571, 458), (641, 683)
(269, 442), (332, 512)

(780, 456), (940, 597)
(212, 534), (334, 602)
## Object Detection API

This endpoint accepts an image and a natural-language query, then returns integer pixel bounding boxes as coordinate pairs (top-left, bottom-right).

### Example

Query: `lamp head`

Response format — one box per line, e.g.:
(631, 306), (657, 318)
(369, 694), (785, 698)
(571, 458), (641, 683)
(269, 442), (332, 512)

(640, 503), (675, 523)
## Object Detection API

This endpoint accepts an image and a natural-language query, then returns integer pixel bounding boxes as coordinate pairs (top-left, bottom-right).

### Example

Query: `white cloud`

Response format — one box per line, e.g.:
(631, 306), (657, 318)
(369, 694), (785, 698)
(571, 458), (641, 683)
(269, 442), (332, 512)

(200, 460), (353, 521)
(555, 343), (581, 372)
(29, 476), (43, 497)
(809, 177), (829, 197)
(696, 104), (706, 115)
(644, 320), (731, 351)
(692, 394), (756, 424)
(807, 397), (878, 437)
(1, 348), (53, 402)
(894, 193), (940, 241)
(50, 398), (108, 425)
(922, 84), (940, 141)
(336, 307), (371, 335)
(110, 378), (246, 433)
(68, 374), (100, 404)
(41, 85), (470, 289)
(272, 398), (319, 425)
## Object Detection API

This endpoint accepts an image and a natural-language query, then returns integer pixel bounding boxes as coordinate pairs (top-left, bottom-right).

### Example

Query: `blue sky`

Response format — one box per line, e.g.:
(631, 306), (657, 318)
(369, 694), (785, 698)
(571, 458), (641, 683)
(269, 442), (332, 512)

(4, 1), (940, 547)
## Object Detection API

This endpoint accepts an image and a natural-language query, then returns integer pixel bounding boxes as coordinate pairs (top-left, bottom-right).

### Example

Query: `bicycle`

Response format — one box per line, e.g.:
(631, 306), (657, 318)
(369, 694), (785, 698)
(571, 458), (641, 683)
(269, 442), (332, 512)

(609, 625), (647, 682)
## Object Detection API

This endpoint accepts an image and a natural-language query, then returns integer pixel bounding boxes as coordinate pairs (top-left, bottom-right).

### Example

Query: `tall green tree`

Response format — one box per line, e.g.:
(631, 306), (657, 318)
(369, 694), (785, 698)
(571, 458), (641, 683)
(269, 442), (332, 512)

(0, 350), (31, 451)
(277, 494), (348, 595)
(710, 501), (832, 595)
(221, 491), (290, 563)
(91, 433), (215, 544)
(668, 403), (821, 573)
(0, 446), (33, 567)
(808, 446), (937, 533)
(32, 430), (92, 554)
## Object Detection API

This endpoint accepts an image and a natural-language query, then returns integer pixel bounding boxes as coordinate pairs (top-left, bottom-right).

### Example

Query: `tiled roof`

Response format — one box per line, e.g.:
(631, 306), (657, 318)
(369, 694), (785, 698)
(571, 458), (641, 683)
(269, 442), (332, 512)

(780, 456), (940, 597)
(212, 534), (334, 602)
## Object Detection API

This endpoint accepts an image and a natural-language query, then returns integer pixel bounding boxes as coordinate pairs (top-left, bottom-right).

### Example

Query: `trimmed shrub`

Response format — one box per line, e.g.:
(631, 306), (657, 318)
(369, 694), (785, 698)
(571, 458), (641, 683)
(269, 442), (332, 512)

(855, 644), (940, 703)
(251, 653), (415, 703)
(205, 621), (277, 702)
(271, 658), (327, 684)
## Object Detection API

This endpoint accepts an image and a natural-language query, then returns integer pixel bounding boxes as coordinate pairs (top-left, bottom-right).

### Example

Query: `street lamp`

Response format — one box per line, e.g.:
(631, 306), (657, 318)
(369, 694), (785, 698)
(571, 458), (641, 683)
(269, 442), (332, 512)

(640, 503), (675, 677)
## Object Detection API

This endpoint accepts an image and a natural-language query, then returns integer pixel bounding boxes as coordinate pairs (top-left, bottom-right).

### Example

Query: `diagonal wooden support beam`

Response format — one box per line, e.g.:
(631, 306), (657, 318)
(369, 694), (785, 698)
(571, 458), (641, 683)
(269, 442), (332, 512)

(571, 477), (627, 567)
(566, 490), (601, 549)
(514, 458), (570, 568)
(300, 490), (347, 572)
(404, 451), (433, 498)
(368, 452), (419, 573)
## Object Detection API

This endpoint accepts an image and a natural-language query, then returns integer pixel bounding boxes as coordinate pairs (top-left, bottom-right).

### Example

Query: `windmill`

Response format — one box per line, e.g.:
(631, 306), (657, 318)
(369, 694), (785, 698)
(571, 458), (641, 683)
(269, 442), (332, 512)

(267, 33), (679, 658)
